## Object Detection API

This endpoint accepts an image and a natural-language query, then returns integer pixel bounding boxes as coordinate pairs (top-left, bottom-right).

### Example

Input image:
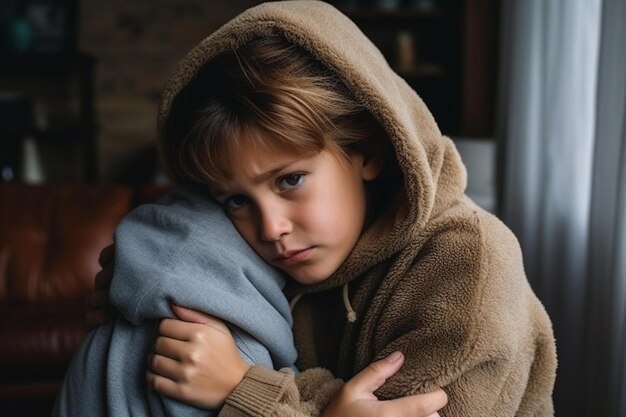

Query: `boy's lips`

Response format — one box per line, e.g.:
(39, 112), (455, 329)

(274, 247), (314, 266)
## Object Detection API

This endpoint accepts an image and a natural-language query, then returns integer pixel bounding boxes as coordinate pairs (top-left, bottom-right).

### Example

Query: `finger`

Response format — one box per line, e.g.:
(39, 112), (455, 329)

(146, 370), (181, 398)
(348, 352), (404, 394)
(158, 318), (196, 341)
(379, 389), (448, 417)
(94, 267), (113, 290)
(170, 304), (212, 324)
(170, 304), (231, 335)
(98, 244), (115, 267)
(159, 317), (231, 345)
(149, 353), (183, 381)
(158, 318), (226, 342)
(153, 335), (189, 361)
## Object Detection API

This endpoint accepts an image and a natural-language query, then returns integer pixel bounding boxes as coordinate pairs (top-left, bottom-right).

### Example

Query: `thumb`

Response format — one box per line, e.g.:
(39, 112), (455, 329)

(170, 304), (230, 333)
(377, 390), (448, 417)
(348, 351), (404, 395)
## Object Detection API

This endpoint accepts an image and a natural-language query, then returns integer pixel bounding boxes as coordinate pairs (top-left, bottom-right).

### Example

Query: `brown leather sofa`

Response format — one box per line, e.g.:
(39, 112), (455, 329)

(0, 182), (170, 416)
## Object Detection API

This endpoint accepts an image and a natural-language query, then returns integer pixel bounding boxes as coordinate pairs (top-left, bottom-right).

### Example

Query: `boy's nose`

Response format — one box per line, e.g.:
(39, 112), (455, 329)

(258, 207), (292, 242)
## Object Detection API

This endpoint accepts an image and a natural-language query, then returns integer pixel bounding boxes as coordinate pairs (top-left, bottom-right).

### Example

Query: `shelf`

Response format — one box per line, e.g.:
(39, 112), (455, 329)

(0, 52), (93, 76)
(339, 5), (446, 20)
(330, 1), (463, 134)
(38, 126), (89, 144)
(395, 63), (446, 78)
(0, 125), (87, 144)
(0, 51), (97, 181)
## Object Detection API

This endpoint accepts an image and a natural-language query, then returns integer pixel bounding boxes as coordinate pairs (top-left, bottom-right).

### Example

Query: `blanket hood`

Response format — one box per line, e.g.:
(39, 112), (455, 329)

(157, 0), (467, 292)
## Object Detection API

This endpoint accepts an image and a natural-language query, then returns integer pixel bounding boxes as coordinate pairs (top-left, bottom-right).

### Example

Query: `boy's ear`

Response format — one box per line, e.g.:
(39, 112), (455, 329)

(359, 150), (385, 181)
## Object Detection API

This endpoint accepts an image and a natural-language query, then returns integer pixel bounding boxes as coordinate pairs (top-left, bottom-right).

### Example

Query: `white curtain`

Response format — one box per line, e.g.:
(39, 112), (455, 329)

(585, 1), (626, 415)
(497, 1), (626, 416)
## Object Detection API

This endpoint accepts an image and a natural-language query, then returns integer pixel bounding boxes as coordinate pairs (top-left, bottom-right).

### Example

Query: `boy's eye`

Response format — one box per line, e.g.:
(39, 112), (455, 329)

(278, 173), (305, 190)
(225, 195), (249, 210)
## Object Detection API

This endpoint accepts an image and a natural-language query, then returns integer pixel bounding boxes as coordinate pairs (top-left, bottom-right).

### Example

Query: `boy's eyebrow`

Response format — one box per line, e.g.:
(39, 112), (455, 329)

(212, 159), (303, 197)
(251, 163), (297, 183)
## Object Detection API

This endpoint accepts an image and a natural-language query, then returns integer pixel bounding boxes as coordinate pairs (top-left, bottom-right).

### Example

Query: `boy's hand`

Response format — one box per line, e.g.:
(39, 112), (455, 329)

(86, 244), (117, 327)
(146, 304), (250, 409)
(321, 352), (447, 417)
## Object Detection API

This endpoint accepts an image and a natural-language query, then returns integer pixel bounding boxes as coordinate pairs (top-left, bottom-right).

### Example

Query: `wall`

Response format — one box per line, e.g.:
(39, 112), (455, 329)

(79, 0), (258, 182)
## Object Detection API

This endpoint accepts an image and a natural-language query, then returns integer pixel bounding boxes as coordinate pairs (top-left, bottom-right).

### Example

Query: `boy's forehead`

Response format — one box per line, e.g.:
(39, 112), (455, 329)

(238, 150), (303, 178)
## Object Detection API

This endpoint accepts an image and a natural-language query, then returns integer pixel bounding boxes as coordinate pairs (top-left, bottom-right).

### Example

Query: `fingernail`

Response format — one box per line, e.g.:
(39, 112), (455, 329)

(387, 351), (402, 363)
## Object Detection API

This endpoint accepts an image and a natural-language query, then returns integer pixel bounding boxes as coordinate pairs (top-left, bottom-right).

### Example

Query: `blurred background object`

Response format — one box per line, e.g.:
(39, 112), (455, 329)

(454, 137), (496, 213)
(1, 0), (94, 183)
(0, 93), (34, 181)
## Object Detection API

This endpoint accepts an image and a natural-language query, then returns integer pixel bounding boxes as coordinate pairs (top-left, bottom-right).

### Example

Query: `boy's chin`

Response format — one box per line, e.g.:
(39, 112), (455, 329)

(285, 268), (333, 286)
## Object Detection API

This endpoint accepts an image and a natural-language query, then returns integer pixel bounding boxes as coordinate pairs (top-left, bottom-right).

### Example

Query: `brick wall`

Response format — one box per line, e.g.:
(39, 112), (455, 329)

(79, 0), (258, 182)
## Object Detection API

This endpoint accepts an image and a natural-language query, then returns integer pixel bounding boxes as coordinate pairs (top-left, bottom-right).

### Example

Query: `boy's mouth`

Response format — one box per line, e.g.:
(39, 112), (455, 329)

(274, 247), (314, 266)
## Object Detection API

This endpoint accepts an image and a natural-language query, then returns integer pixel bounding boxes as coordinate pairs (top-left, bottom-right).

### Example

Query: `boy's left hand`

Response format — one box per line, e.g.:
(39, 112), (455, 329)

(146, 304), (250, 409)
(86, 244), (117, 328)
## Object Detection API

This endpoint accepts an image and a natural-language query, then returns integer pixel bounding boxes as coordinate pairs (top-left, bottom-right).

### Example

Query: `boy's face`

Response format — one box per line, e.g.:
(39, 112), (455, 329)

(211, 146), (381, 284)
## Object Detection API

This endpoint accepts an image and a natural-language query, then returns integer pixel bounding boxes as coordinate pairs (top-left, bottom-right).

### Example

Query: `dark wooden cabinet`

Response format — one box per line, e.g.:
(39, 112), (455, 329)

(0, 52), (96, 182)
(329, 0), (498, 137)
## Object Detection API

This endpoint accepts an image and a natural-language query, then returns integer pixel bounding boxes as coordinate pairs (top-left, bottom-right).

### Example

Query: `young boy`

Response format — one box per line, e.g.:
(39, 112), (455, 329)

(53, 185), (298, 416)
(97, 1), (557, 416)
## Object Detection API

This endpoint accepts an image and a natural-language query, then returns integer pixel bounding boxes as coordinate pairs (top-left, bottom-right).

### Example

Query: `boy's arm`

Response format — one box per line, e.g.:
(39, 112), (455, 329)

(370, 219), (557, 416)
(219, 366), (341, 417)
(149, 307), (448, 417)
(219, 354), (448, 417)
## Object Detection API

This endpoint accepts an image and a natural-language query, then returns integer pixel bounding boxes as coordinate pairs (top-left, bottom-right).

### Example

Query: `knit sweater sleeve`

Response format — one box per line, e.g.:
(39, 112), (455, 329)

(218, 366), (343, 417)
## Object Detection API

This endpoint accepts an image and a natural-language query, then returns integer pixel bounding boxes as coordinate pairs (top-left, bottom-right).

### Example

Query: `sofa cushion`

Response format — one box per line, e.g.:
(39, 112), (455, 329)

(0, 184), (133, 301)
(0, 300), (87, 380)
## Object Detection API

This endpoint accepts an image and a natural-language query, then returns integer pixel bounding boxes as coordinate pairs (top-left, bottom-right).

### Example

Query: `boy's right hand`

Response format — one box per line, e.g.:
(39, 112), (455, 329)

(86, 244), (117, 327)
(321, 351), (447, 417)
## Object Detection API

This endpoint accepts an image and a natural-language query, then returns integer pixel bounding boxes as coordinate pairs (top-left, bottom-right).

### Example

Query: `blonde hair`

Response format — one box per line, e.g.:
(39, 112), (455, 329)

(160, 36), (384, 185)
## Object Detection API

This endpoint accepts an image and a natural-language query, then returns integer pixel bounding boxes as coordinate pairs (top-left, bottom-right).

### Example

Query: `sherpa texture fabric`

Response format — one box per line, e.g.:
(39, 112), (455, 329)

(53, 185), (297, 417)
(157, 1), (557, 416)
